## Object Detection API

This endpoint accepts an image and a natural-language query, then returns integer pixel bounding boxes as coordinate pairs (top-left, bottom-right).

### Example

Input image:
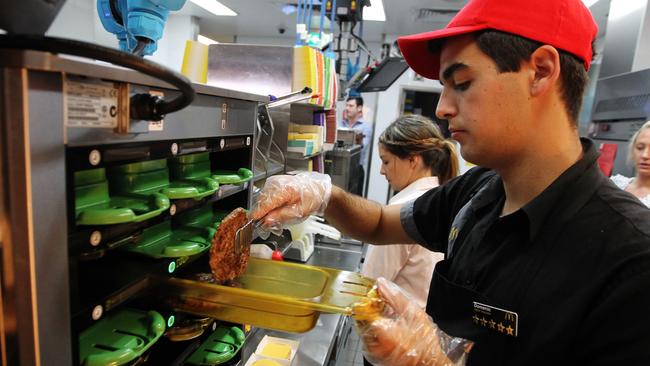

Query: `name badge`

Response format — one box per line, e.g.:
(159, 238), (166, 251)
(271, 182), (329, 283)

(472, 301), (518, 337)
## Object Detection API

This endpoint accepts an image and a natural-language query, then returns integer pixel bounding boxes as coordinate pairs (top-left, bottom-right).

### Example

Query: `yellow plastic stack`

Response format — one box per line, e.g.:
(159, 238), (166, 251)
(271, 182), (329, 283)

(292, 46), (337, 109)
(181, 40), (209, 84)
(288, 123), (324, 159)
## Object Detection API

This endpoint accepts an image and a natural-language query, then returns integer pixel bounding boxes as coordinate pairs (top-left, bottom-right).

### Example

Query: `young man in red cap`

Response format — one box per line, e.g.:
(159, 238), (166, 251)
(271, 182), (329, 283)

(252, 0), (650, 364)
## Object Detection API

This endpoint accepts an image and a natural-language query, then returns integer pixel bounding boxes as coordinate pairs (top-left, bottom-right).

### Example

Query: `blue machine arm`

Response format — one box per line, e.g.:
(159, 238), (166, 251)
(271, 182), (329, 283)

(97, 0), (187, 56)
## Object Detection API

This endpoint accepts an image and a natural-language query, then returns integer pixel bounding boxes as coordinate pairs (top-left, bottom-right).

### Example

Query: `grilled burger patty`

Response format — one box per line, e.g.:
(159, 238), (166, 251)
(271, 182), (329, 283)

(209, 207), (250, 282)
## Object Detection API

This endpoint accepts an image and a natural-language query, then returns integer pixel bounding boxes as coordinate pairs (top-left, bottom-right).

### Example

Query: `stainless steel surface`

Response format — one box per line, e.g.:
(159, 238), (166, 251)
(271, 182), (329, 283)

(0, 50), (268, 103)
(66, 90), (258, 147)
(589, 68), (650, 176)
(306, 244), (363, 272)
(240, 314), (344, 366)
(207, 44), (293, 98)
(591, 69), (650, 123)
(1, 67), (71, 365)
(239, 240), (364, 366)
(325, 145), (362, 194)
(600, 0), (650, 78)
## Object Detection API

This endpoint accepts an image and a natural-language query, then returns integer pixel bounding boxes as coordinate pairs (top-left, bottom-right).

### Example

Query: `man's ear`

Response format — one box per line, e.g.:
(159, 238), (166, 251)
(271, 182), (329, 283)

(528, 45), (561, 97)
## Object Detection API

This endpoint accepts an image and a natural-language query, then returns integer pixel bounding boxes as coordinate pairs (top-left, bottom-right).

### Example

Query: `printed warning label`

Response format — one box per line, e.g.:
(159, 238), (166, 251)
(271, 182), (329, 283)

(65, 80), (119, 128)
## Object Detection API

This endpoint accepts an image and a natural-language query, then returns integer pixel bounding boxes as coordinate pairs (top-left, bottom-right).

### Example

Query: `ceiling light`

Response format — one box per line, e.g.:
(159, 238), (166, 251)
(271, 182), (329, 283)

(363, 0), (386, 22)
(198, 34), (219, 45)
(582, 0), (599, 7)
(189, 0), (237, 16)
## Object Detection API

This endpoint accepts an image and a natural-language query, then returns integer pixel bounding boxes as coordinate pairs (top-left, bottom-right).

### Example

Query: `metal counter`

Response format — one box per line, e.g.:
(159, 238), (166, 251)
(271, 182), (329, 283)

(238, 239), (364, 366)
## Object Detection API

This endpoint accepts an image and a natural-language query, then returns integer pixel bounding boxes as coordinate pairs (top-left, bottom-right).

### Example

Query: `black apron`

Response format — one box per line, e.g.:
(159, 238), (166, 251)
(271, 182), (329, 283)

(428, 167), (604, 365)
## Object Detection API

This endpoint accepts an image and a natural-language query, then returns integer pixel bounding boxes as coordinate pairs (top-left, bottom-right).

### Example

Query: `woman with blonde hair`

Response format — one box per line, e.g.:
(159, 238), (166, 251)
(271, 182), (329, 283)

(361, 114), (459, 307)
(611, 120), (650, 207)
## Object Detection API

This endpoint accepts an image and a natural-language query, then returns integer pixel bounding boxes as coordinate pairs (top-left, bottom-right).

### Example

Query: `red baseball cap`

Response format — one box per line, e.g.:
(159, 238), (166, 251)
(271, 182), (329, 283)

(397, 0), (598, 80)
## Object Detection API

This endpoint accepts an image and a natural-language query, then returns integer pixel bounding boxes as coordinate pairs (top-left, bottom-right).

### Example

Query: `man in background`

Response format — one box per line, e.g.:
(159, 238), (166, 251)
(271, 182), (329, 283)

(341, 96), (373, 195)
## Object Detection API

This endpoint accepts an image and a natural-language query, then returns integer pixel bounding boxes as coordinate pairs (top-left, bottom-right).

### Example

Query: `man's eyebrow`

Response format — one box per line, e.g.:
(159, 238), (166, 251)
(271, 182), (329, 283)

(440, 62), (468, 84)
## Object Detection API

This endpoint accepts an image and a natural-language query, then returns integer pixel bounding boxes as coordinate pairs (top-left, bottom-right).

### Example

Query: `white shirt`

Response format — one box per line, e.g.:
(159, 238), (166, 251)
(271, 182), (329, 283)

(611, 174), (650, 207)
(361, 177), (444, 308)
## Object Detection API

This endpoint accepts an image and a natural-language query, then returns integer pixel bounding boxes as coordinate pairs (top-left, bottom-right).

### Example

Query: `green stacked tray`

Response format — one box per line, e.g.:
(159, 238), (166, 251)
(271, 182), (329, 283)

(121, 220), (213, 259)
(75, 168), (170, 226)
(170, 152), (212, 180)
(175, 205), (229, 231)
(211, 168), (253, 185)
(109, 159), (219, 201)
(79, 308), (165, 366)
(185, 325), (245, 365)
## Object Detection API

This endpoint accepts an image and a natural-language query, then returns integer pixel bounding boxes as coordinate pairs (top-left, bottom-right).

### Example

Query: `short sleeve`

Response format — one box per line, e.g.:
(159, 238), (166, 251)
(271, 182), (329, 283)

(399, 167), (496, 253)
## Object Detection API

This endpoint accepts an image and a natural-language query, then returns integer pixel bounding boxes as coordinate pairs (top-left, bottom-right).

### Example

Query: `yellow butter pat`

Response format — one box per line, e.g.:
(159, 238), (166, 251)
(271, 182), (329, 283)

(252, 360), (282, 366)
(261, 342), (292, 359)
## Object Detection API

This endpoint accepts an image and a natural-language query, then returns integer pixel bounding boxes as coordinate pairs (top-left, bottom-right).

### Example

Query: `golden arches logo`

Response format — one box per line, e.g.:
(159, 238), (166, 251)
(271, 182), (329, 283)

(449, 227), (459, 242)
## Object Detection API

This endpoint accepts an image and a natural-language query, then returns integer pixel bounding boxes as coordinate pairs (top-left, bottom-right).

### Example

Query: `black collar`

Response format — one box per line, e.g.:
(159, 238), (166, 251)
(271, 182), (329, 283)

(469, 138), (601, 241)
(522, 138), (600, 241)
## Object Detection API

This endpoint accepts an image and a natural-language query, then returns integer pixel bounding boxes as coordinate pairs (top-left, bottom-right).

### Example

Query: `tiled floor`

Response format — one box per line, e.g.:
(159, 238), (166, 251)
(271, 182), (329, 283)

(336, 329), (365, 366)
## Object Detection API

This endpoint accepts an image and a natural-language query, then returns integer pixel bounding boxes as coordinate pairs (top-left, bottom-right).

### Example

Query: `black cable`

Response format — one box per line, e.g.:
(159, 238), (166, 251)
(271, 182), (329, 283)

(133, 37), (151, 57)
(0, 33), (195, 121)
(349, 22), (377, 62)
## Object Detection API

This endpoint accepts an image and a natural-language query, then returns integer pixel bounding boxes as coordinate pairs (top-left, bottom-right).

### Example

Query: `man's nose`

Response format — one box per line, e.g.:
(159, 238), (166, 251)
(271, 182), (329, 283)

(436, 89), (457, 120)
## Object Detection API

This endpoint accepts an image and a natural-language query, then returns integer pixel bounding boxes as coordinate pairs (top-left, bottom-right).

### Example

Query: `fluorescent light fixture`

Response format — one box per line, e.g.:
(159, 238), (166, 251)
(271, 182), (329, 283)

(582, 0), (599, 7)
(190, 0), (237, 16)
(198, 34), (219, 45)
(363, 0), (386, 21)
(609, 0), (646, 20)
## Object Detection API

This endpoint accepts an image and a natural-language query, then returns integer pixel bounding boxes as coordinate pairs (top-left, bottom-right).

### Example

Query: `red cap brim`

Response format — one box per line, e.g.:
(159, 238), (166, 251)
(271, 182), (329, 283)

(397, 24), (489, 80)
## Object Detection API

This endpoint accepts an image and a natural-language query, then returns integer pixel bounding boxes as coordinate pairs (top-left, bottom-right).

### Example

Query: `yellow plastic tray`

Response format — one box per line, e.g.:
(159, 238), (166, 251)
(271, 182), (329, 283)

(161, 258), (374, 333)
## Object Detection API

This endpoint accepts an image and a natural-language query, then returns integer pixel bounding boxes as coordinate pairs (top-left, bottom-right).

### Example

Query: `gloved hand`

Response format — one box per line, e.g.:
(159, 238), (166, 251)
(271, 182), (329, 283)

(251, 172), (332, 238)
(354, 277), (472, 366)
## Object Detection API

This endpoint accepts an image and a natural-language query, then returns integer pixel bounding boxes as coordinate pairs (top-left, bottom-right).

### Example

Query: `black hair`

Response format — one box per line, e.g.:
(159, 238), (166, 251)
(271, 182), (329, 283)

(428, 30), (592, 125)
(473, 30), (589, 125)
(346, 96), (364, 107)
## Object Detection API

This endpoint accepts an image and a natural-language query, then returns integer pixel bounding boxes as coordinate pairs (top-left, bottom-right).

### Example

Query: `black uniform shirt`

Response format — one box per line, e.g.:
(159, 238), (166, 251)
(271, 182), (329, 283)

(401, 138), (650, 365)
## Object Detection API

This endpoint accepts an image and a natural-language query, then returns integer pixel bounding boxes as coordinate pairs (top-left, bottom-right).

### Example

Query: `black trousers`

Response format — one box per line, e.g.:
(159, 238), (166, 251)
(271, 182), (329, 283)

(363, 357), (373, 366)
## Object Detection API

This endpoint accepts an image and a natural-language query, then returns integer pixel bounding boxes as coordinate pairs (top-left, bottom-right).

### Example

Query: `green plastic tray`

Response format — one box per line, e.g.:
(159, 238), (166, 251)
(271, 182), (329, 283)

(171, 153), (212, 180)
(185, 325), (245, 365)
(75, 169), (170, 226)
(211, 168), (253, 184)
(175, 206), (229, 231)
(79, 308), (165, 366)
(109, 159), (219, 200)
(121, 220), (213, 259)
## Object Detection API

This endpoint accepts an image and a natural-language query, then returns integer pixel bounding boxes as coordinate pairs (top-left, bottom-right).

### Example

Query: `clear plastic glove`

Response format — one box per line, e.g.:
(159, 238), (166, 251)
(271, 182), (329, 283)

(251, 172), (332, 238)
(353, 277), (473, 366)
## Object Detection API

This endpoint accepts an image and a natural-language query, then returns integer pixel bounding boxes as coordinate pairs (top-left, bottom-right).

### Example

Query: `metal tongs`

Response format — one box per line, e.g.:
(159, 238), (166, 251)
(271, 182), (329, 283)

(234, 218), (261, 255)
